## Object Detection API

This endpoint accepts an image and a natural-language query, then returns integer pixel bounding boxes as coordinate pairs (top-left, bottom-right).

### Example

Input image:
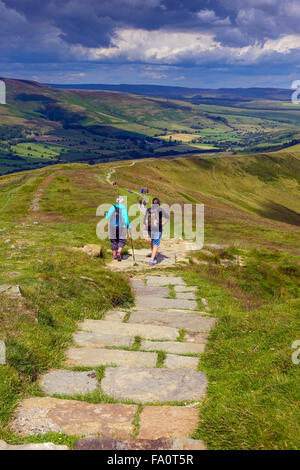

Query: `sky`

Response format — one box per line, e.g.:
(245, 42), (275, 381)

(1, 0), (300, 88)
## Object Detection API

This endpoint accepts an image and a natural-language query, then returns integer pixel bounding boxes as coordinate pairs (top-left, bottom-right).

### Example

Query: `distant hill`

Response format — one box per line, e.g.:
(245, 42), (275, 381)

(0, 77), (300, 176)
(50, 83), (291, 102)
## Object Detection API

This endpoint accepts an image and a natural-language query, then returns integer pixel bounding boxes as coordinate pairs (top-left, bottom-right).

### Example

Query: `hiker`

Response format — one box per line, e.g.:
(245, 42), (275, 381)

(105, 196), (130, 262)
(139, 198), (142, 206)
(143, 197), (169, 266)
(143, 200), (146, 208)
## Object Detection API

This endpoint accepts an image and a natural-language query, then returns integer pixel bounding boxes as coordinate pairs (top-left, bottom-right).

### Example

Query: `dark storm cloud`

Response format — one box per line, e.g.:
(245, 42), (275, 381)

(2, 0), (299, 51)
(1, 0), (300, 86)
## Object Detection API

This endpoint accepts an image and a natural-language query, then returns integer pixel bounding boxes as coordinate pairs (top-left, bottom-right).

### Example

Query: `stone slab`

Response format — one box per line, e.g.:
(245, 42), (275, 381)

(184, 332), (208, 343)
(101, 367), (207, 403)
(129, 310), (216, 332)
(11, 397), (137, 437)
(79, 319), (179, 341)
(134, 296), (198, 310)
(104, 310), (127, 322)
(0, 440), (69, 450)
(139, 406), (199, 439)
(39, 369), (98, 396)
(164, 354), (199, 370)
(176, 292), (196, 300)
(146, 276), (186, 286)
(73, 437), (205, 450)
(65, 347), (157, 368)
(73, 331), (134, 348)
(141, 340), (205, 355)
(174, 285), (197, 292)
(132, 286), (170, 297)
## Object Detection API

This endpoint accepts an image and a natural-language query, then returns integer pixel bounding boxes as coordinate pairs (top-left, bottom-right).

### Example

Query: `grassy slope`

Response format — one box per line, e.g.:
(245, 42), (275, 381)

(0, 150), (299, 449)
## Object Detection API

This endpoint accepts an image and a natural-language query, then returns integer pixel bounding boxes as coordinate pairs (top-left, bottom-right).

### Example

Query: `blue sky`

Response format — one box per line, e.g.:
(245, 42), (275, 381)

(1, 0), (300, 88)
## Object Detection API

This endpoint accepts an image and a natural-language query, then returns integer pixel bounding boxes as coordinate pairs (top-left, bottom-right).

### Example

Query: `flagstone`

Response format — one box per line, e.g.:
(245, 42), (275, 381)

(134, 296), (198, 310)
(101, 367), (207, 403)
(73, 331), (134, 348)
(146, 276), (186, 286)
(129, 310), (216, 332)
(184, 332), (208, 343)
(164, 354), (199, 370)
(65, 347), (157, 368)
(11, 397), (137, 438)
(0, 440), (69, 450)
(79, 319), (179, 340)
(73, 436), (205, 450)
(138, 406), (199, 439)
(131, 286), (170, 297)
(174, 285), (197, 292)
(140, 340), (205, 355)
(39, 369), (98, 396)
(176, 292), (197, 300)
(103, 310), (127, 322)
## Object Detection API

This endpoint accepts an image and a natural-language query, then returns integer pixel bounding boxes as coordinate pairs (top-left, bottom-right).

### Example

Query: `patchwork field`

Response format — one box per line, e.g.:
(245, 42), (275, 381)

(1, 78), (300, 176)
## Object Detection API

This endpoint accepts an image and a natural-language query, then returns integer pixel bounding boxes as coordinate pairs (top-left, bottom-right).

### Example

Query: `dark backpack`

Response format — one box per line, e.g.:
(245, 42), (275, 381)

(147, 207), (161, 231)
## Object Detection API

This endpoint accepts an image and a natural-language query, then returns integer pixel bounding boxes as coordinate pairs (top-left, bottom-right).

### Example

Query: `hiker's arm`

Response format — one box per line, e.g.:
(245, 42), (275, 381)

(105, 206), (113, 219)
(125, 210), (130, 229)
(161, 208), (170, 226)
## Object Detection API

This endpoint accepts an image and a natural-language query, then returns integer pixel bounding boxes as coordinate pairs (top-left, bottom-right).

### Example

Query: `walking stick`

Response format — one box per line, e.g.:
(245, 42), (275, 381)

(129, 229), (136, 262)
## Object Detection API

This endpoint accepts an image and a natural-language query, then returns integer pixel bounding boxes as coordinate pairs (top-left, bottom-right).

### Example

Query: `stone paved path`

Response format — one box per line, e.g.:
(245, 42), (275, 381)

(11, 274), (217, 450)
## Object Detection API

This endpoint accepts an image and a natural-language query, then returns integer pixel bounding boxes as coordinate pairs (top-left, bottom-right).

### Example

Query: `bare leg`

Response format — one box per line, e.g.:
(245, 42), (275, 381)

(151, 245), (159, 260)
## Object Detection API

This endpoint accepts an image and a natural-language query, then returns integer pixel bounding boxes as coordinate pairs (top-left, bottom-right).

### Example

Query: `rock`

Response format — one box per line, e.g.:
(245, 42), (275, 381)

(134, 296), (198, 310)
(0, 440), (69, 450)
(103, 310), (127, 322)
(101, 367), (207, 403)
(8, 272), (21, 277)
(141, 340), (205, 355)
(0, 284), (11, 294)
(129, 310), (216, 332)
(164, 354), (199, 370)
(73, 437), (205, 450)
(201, 298), (210, 312)
(146, 276), (186, 286)
(73, 331), (134, 348)
(0, 285), (22, 298)
(11, 397), (137, 437)
(73, 244), (103, 258)
(82, 244), (103, 258)
(205, 244), (225, 250)
(39, 370), (98, 396)
(65, 347), (157, 368)
(139, 406), (199, 439)
(79, 319), (179, 341)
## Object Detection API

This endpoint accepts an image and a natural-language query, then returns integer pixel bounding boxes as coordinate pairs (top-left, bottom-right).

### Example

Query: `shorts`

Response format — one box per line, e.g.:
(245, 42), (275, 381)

(110, 238), (126, 251)
(148, 231), (162, 247)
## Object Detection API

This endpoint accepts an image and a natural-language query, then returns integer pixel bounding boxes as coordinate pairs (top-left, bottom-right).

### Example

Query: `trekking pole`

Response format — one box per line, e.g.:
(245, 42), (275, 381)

(129, 229), (136, 262)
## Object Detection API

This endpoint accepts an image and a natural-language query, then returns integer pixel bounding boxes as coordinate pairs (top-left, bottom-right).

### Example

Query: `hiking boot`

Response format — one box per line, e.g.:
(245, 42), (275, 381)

(117, 253), (122, 262)
(149, 258), (158, 266)
(113, 254), (118, 260)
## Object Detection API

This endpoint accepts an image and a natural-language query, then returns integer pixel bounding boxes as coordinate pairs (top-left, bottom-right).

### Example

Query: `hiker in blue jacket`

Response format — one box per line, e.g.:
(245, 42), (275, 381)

(105, 197), (130, 262)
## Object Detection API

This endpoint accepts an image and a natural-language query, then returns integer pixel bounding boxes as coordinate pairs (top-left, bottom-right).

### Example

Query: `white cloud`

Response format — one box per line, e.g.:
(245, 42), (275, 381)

(197, 9), (231, 25)
(72, 28), (300, 66)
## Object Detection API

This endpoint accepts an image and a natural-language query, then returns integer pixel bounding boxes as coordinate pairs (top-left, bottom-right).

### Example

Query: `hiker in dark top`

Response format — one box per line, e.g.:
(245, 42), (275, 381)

(105, 197), (130, 262)
(143, 197), (169, 266)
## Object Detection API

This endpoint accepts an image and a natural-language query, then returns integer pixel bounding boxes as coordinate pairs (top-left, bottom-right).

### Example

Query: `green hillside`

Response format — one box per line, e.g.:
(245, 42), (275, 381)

(0, 148), (299, 449)
(1, 78), (300, 176)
